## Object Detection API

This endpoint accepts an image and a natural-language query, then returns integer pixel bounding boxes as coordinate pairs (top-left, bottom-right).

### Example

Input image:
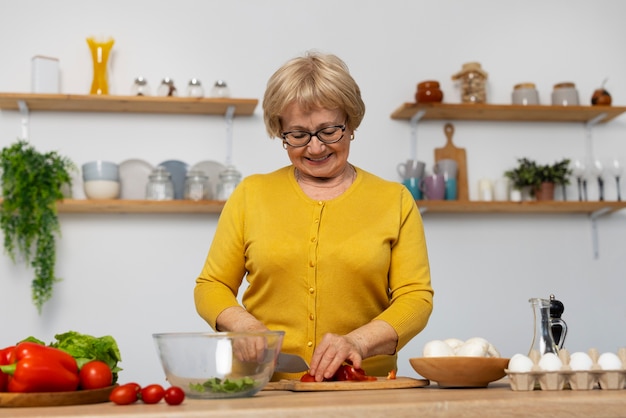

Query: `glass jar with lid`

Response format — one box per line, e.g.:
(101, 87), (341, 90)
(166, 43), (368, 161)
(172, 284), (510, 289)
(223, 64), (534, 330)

(184, 170), (210, 201)
(451, 62), (488, 103)
(157, 77), (177, 97)
(210, 80), (231, 98)
(131, 76), (151, 96)
(186, 78), (205, 98)
(146, 167), (174, 200)
(216, 165), (241, 200)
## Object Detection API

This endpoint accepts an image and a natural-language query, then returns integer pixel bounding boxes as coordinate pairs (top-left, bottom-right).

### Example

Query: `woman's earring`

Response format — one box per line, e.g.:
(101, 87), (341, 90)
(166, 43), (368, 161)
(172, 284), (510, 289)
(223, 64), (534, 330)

(350, 134), (355, 141)
(282, 141), (288, 149)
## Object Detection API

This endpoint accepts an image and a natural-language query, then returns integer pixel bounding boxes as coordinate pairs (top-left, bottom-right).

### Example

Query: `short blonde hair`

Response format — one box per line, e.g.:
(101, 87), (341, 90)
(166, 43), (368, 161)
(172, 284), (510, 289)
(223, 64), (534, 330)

(263, 51), (366, 138)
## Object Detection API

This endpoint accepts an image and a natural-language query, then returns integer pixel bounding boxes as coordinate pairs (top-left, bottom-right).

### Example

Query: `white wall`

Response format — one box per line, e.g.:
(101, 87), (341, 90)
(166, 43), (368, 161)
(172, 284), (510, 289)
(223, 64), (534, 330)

(0, 0), (625, 385)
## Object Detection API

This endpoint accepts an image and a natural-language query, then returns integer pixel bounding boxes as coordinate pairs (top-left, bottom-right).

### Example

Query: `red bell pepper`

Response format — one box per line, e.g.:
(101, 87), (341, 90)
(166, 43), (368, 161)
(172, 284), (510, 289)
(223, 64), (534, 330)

(0, 342), (79, 393)
(0, 345), (15, 392)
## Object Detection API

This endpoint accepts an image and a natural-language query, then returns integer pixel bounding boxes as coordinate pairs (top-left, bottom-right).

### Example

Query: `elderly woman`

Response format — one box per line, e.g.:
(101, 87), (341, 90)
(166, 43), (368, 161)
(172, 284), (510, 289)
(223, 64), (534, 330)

(194, 51), (433, 382)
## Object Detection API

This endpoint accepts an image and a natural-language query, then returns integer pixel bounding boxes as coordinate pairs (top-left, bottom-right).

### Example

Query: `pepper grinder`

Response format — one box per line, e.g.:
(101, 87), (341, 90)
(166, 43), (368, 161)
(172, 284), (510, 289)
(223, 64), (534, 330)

(549, 294), (567, 349)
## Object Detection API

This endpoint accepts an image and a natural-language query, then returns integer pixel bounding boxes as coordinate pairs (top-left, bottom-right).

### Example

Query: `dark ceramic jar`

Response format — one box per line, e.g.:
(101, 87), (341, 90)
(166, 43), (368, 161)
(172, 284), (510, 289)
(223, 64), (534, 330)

(415, 81), (443, 103)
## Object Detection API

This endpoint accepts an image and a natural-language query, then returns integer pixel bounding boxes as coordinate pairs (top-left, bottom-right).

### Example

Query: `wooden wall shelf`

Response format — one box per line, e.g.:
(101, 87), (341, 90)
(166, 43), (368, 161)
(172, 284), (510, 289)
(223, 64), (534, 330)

(2, 199), (621, 215)
(391, 102), (626, 123)
(54, 199), (226, 214)
(0, 93), (258, 116)
(417, 200), (626, 215)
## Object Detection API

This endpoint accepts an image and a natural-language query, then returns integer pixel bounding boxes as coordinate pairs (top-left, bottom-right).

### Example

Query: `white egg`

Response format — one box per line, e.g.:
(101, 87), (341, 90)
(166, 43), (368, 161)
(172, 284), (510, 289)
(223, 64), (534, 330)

(538, 352), (563, 371)
(456, 338), (489, 357)
(487, 343), (501, 358)
(598, 352), (623, 370)
(423, 340), (455, 357)
(569, 352), (593, 371)
(508, 353), (534, 373)
(443, 338), (464, 353)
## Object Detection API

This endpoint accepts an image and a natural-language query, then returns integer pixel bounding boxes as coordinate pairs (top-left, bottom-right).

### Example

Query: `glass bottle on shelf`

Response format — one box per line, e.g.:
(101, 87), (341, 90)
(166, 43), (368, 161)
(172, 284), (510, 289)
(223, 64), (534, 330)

(184, 170), (210, 201)
(157, 77), (177, 97)
(216, 165), (241, 200)
(146, 167), (174, 200)
(210, 80), (231, 98)
(131, 76), (151, 96)
(186, 78), (205, 98)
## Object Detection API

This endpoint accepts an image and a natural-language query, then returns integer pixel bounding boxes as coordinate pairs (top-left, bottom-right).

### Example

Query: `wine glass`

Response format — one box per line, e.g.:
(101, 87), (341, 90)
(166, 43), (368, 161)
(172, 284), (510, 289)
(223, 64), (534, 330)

(608, 158), (623, 201)
(590, 159), (605, 201)
(571, 159), (587, 201)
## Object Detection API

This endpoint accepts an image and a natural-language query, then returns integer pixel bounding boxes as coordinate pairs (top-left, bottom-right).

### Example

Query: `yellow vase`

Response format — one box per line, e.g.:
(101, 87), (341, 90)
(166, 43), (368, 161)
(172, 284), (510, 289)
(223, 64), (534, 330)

(86, 37), (114, 95)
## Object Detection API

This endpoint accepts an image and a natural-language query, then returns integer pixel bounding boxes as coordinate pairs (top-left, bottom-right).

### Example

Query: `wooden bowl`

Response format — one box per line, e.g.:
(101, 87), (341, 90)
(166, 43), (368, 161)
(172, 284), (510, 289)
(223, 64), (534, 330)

(409, 357), (510, 388)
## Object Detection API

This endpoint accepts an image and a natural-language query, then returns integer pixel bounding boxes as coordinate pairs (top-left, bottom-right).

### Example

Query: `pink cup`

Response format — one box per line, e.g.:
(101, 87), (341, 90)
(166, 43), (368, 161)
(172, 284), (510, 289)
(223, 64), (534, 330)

(420, 174), (446, 200)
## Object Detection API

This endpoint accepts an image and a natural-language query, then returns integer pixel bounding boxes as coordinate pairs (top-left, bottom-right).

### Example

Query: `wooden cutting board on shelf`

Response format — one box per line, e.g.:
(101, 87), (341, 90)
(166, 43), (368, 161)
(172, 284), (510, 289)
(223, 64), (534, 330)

(263, 376), (429, 391)
(434, 123), (469, 201)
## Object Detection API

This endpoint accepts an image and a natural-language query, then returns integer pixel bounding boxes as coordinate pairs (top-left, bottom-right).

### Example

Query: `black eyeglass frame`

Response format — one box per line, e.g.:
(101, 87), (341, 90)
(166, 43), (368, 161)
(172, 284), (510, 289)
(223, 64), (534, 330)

(281, 124), (347, 148)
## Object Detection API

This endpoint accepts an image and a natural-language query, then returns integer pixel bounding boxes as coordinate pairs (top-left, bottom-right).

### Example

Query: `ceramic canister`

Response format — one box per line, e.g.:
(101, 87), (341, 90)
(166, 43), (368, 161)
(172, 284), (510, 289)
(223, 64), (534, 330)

(512, 83), (539, 105)
(551, 82), (579, 106)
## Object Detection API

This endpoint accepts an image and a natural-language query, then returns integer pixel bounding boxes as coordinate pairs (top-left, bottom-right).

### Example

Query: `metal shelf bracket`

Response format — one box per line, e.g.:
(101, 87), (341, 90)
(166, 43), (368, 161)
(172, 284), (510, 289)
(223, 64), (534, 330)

(409, 110), (425, 161)
(17, 100), (29, 139)
(224, 105), (235, 166)
(589, 207), (611, 259)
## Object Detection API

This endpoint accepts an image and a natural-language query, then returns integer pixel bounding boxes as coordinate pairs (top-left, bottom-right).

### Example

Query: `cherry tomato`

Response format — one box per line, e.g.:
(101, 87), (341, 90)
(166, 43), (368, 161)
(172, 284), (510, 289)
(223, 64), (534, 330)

(122, 382), (142, 394)
(164, 386), (185, 405)
(79, 360), (113, 390)
(141, 384), (165, 404)
(109, 384), (139, 405)
(299, 373), (316, 382)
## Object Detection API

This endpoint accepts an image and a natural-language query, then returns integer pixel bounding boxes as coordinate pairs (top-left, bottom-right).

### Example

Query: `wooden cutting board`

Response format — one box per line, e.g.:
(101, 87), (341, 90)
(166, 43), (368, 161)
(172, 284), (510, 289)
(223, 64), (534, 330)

(434, 123), (468, 201)
(0, 385), (115, 408)
(263, 376), (429, 391)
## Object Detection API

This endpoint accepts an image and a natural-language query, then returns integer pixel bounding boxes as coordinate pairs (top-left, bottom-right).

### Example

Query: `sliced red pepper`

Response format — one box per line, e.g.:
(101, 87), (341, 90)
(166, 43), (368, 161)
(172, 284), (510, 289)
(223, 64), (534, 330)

(0, 342), (79, 393)
(0, 346), (15, 392)
(334, 364), (376, 381)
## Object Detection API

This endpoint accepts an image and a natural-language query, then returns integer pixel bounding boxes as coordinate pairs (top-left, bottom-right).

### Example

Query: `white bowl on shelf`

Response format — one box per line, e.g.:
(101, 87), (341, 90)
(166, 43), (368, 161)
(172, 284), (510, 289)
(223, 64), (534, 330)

(82, 160), (119, 182)
(84, 180), (120, 200)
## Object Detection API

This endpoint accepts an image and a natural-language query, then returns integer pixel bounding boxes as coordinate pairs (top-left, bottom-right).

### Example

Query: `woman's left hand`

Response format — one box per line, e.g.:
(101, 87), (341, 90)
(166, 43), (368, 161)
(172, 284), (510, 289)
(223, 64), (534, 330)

(307, 333), (363, 382)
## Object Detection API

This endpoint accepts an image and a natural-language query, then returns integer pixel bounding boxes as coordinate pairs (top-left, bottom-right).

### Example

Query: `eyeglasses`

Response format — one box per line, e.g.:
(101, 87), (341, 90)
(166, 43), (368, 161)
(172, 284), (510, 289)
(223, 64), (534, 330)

(281, 123), (346, 147)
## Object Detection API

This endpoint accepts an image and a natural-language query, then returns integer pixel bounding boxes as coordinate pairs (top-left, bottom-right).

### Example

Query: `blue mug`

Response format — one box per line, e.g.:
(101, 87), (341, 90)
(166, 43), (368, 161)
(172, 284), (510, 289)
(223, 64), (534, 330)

(445, 178), (457, 200)
(402, 177), (422, 200)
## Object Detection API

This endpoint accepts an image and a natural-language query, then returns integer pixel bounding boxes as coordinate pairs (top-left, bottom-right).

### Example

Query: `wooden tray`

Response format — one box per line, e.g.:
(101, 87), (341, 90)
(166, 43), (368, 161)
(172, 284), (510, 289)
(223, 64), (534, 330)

(0, 385), (116, 407)
(263, 376), (429, 391)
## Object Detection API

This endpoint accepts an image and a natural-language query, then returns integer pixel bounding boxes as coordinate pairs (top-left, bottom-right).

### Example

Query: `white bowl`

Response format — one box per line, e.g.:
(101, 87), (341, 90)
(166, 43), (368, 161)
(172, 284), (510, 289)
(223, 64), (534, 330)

(82, 160), (119, 181)
(84, 180), (120, 199)
(153, 331), (284, 399)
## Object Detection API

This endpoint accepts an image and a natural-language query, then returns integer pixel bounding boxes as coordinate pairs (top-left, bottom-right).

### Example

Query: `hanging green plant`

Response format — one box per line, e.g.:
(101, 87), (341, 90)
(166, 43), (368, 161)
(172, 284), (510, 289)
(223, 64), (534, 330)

(0, 139), (75, 313)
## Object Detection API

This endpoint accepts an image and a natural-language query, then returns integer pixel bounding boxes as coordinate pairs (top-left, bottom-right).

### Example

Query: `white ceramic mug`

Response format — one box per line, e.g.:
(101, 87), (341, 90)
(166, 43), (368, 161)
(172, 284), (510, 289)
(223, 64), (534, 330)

(397, 159), (425, 180)
(435, 159), (458, 180)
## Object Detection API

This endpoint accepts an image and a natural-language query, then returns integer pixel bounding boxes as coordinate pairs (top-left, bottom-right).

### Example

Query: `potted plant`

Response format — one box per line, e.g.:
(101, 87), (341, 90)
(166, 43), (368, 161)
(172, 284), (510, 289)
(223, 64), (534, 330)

(0, 139), (75, 313)
(504, 158), (572, 201)
(504, 158), (541, 200)
(536, 159), (572, 200)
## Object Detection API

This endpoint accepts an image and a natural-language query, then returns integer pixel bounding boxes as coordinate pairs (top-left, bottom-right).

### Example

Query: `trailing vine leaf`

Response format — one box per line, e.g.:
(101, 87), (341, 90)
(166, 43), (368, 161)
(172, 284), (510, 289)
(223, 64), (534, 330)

(0, 139), (74, 313)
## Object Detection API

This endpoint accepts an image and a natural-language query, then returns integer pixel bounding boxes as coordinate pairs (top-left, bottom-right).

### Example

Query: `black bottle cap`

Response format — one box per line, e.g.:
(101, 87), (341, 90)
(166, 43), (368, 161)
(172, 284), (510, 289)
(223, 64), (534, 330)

(549, 294), (565, 318)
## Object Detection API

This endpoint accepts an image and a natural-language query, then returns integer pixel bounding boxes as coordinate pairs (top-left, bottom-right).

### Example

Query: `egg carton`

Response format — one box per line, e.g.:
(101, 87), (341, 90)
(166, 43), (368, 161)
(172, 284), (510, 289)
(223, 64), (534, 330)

(505, 348), (626, 391)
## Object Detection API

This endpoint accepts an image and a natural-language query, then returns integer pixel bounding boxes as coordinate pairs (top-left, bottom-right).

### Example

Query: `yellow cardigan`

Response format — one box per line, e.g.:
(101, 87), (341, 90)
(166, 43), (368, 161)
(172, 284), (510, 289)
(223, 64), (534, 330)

(194, 165), (433, 378)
